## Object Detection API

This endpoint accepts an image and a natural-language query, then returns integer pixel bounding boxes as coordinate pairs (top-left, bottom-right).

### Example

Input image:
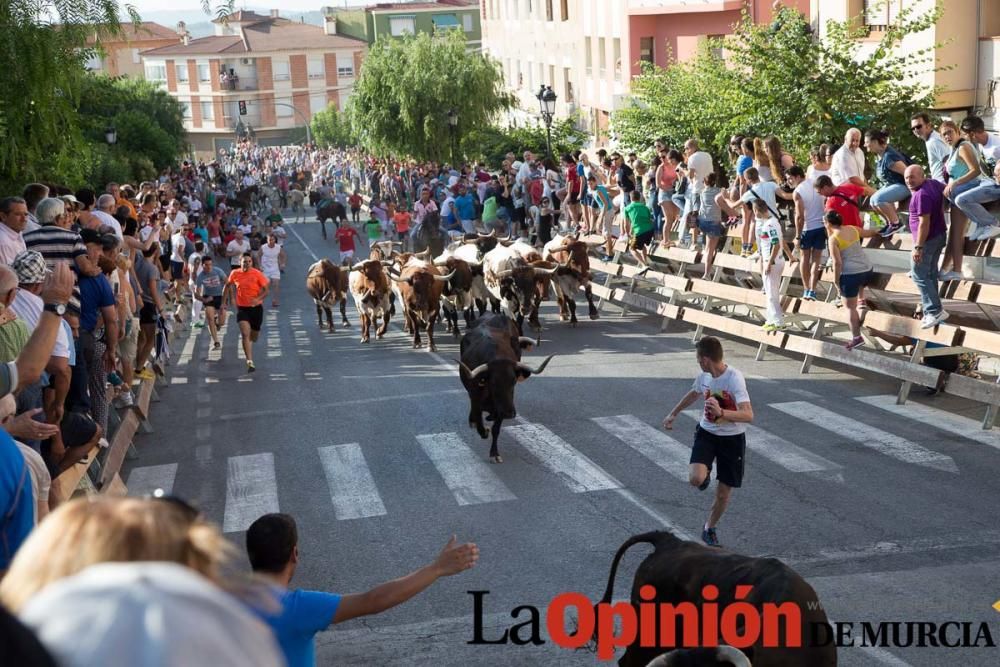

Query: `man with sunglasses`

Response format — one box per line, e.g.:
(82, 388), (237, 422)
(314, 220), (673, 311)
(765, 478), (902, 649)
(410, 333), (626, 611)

(910, 112), (951, 184)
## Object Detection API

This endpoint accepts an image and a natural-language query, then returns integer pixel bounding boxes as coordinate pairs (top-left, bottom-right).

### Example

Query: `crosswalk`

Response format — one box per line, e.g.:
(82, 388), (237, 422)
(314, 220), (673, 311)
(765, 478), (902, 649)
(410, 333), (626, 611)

(126, 395), (1000, 533)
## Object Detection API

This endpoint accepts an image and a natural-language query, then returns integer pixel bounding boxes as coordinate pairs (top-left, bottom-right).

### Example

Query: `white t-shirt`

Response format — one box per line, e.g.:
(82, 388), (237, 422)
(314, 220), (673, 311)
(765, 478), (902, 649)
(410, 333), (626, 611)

(924, 131), (951, 183)
(740, 181), (779, 216)
(187, 252), (203, 284)
(11, 289), (70, 359)
(260, 244), (282, 278)
(830, 145), (866, 186)
(687, 151), (714, 194)
(794, 179), (826, 231)
(756, 216), (784, 269)
(227, 239), (250, 266)
(692, 366), (751, 436)
(805, 166), (831, 182)
(91, 210), (124, 241)
(976, 134), (1000, 164)
(170, 231), (186, 263)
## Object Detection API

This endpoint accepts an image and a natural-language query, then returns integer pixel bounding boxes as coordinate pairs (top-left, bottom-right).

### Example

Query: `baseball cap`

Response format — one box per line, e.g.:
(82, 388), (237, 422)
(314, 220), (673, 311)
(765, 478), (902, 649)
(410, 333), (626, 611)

(11, 251), (49, 285)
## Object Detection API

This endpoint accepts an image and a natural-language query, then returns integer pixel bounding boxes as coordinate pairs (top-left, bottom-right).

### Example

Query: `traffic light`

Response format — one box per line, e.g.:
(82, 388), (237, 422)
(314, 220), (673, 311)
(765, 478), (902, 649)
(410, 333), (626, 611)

(238, 100), (247, 116)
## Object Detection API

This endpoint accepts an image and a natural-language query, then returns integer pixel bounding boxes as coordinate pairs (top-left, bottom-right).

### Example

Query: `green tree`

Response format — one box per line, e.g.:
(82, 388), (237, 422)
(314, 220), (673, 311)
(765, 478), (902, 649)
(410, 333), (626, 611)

(612, 3), (943, 166)
(350, 30), (515, 161)
(312, 103), (357, 149)
(461, 116), (586, 168)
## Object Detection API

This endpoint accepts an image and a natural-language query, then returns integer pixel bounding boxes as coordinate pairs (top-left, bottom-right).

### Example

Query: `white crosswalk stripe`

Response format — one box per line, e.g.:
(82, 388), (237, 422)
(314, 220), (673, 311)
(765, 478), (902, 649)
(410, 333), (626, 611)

(318, 443), (387, 520)
(176, 324), (202, 366)
(208, 320), (229, 361)
(223, 453), (280, 532)
(506, 422), (621, 492)
(266, 310), (282, 358)
(416, 433), (517, 505)
(856, 395), (1000, 453)
(771, 402), (959, 473)
(591, 414), (690, 481)
(126, 463), (178, 497)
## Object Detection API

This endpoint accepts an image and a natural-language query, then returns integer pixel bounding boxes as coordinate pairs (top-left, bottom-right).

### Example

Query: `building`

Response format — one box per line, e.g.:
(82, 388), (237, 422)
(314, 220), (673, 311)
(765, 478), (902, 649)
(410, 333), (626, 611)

(325, 0), (481, 49)
(140, 10), (367, 155)
(812, 0), (1000, 128)
(482, 0), (806, 142)
(84, 22), (179, 78)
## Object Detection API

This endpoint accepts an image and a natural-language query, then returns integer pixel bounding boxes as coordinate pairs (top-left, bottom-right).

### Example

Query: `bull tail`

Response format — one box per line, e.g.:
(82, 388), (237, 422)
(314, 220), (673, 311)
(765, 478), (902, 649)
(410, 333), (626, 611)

(598, 531), (672, 605)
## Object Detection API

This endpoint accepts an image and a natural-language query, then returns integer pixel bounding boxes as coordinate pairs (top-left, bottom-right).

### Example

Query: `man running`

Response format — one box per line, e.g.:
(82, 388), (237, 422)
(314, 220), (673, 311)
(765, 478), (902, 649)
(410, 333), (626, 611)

(224, 253), (269, 373)
(196, 255), (229, 351)
(662, 336), (754, 547)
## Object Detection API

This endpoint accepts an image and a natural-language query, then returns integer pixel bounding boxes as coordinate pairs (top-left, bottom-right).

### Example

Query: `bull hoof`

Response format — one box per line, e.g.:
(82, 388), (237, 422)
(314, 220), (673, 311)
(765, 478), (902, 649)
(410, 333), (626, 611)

(327, 326), (335, 333)
(476, 427), (488, 439)
(428, 344), (437, 352)
(571, 321), (578, 328)
(489, 455), (503, 464)
(559, 314), (568, 322)
(376, 333), (386, 340)
(589, 310), (599, 320)
(342, 321), (351, 327)
(361, 337), (369, 344)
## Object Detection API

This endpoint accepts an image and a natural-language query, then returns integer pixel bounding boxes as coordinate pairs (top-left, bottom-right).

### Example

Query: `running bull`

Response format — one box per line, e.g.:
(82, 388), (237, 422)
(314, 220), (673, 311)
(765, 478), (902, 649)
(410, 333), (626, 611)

(306, 259), (350, 332)
(543, 232), (604, 325)
(390, 257), (454, 351)
(458, 313), (553, 463)
(597, 531), (836, 667)
(482, 243), (557, 334)
(348, 258), (394, 343)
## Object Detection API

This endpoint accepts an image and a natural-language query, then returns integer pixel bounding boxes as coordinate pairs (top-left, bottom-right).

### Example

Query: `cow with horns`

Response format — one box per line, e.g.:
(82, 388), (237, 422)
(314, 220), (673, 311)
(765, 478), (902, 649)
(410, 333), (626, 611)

(543, 232), (604, 325)
(482, 240), (557, 334)
(348, 258), (394, 343)
(458, 313), (554, 463)
(433, 249), (482, 336)
(389, 252), (455, 351)
(305, 259), (351, 332)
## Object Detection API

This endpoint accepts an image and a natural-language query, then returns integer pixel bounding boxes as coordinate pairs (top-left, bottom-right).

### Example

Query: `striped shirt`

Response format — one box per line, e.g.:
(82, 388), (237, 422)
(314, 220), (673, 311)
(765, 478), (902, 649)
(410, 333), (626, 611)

(23, 225), (87, 317)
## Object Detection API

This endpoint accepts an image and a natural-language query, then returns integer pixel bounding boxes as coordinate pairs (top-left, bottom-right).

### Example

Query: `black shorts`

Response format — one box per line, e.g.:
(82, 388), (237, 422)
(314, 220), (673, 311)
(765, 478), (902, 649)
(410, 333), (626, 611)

(631, 229), (654, 250)
(139, 302), (158, 325)
(170, 260), (185, 280)
(690, 425), (746, 488)
(203, 295), (223, 310)
(237, 305), (264, 331)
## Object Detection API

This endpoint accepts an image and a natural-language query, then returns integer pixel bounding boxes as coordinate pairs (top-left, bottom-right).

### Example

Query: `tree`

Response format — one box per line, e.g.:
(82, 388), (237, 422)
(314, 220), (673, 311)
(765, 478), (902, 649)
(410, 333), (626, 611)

(612, 3), (943, 166)
(350, 30), (515, 161)
(461, 116), (586, 168)
(312, 103), (357, 149)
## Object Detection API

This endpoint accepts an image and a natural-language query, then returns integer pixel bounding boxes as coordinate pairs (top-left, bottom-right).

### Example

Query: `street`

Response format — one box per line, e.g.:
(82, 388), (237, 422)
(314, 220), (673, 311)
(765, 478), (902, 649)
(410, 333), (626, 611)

(123, 217), (1000, 667)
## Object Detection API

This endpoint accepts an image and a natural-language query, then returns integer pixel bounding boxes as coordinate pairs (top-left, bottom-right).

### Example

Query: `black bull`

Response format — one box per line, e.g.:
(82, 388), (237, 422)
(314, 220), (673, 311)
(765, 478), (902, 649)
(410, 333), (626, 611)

(457, 314), (553, 463)
(598, 531), (836, 667)
(316, 201), (348, 239)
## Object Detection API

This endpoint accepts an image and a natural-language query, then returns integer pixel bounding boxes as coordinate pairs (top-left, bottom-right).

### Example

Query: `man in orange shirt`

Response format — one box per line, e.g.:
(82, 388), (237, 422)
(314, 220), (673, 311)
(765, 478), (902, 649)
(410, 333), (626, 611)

(224, 253), (270, 372)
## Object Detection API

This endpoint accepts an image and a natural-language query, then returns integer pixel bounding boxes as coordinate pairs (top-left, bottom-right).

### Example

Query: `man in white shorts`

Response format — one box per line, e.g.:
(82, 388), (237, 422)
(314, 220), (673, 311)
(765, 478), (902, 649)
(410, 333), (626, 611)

(259, 233), (286, 307)
(187, 240), (205, 327)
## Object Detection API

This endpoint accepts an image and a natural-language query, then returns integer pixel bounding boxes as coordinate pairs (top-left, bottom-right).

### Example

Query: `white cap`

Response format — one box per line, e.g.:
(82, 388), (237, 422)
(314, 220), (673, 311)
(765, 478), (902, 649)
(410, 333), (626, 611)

(19, 562), (284, 667)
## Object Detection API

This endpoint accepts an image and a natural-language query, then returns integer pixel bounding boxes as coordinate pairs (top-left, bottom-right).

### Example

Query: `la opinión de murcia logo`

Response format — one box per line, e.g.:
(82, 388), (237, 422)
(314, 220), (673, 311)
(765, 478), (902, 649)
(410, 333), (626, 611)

(467, 590), (1000, 659)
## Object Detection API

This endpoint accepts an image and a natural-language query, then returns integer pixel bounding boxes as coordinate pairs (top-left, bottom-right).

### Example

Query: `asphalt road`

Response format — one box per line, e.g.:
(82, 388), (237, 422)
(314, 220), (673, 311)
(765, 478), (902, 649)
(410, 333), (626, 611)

(123, 215), (1000, 666)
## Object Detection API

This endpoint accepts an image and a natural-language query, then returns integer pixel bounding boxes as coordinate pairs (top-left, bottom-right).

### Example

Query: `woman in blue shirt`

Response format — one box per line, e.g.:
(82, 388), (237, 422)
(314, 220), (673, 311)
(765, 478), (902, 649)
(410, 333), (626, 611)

(864, 129), (910, 234)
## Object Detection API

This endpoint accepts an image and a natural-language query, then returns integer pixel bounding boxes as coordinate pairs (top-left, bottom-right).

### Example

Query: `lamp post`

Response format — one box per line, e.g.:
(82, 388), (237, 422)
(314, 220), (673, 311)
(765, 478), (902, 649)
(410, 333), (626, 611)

(535, 85), (557, 158)
(104, 126), (117, 145)
(447, 108), (458, 166)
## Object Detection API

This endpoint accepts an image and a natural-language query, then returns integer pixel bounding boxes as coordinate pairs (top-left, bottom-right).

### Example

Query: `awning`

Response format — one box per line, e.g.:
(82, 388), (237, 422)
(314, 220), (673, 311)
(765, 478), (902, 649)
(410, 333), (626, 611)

(432, 14), (460, 29)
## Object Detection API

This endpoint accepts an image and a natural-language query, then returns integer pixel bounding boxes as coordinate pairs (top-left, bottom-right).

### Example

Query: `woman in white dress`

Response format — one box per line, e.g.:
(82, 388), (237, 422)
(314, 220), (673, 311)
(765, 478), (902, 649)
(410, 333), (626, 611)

(259, 233), (286, 307)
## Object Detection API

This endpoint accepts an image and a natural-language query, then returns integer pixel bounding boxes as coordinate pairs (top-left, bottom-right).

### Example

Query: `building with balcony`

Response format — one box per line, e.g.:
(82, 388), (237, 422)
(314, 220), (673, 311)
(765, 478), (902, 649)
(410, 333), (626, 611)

(325, 0), (481, 49)
(140, 10), (367, 155)
(84, 22), (179, 78)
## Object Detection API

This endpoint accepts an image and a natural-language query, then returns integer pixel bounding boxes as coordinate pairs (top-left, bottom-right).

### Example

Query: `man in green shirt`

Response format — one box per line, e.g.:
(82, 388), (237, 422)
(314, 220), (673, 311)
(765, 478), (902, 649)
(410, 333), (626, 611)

(623, 191), (654, 267)
(265, 207), (284, 228)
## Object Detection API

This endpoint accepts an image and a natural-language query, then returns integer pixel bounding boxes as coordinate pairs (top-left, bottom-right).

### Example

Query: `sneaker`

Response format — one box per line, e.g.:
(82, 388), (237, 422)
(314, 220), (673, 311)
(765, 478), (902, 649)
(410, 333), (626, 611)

(702, 527), (720, 548)
(880, 222), (903, 238)
(136, 368), (155, 380)
(748, 251), (761, 261)
(193, 321), (205, 329)
(635, 264), (651, 276)
(119, 390), (134, 407)
(938, 270), (963, 282)
(803, 290), (816, 301)
(979, 225), (1000, 240)
(761, 322), (778, 332)
(213, 341), (221, 350)
(739, 250), (749, 258)
(845, 335), (864, 351)
(920, 310), (949, 329)
(247, 360), (256, 373)
(773, 321), (789, 330)
(833, 296), (843, 308)
(857, 299), (869, 313)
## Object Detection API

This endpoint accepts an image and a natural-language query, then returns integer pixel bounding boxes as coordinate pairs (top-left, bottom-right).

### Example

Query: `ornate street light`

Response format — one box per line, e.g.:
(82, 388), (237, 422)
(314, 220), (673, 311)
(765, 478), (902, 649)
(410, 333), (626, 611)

(535, 85), (557, 158)
(104, 126), (117, 145)
(447, 108), (458, 165)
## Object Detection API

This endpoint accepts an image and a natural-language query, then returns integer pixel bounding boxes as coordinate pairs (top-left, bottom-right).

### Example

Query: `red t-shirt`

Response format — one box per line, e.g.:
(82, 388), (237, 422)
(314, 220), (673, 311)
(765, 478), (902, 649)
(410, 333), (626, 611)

(226, 268), (269, 307)
(824, 184), (865, 228)
(393, 211), (411, 233)
(566, 166), (580, 193)
(336, 225), (358, 251)
(348, 194), (362, 209)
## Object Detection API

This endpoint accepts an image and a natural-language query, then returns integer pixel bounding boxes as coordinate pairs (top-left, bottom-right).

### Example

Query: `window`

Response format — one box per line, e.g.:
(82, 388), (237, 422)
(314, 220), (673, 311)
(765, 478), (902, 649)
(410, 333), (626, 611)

(277, 102), (293, 118)
(708, 34), (725, 60)
(197, 62), (211, 82)
(201, 101), (214, 120)
(560, 0), (568, 21)
(584, 37), (592, 75)
(131, 48), (141, 64)
(432, 13), (461, 31)
(389, 16), (415, 36)
(84, 52), (103, 70)
(598, 37), (606, 75)
(180, 101), (192, 119)
(273, 60), (290, 81)
(336, 53), (354, 78)
(308, 57), (324, 79)
(176, 63), (189, 82)
(639, 38), (654, 65)
(863, 0), (900, 29)
(463, 13), (473, 32)
(545, 0), (553, 21)
(145, 63), (166, 81)
(613, 38), (621, 80)
(310, 93), (327, 115)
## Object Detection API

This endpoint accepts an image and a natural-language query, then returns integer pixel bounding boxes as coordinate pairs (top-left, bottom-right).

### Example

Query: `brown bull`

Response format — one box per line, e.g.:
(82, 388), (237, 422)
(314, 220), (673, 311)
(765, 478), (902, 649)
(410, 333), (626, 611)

(348, 258), (394, 344)
(434, 255), (482, 336)
(390, 260), (455, 351)
(543, 232), (603, 325)
(306, 259), (350, 332)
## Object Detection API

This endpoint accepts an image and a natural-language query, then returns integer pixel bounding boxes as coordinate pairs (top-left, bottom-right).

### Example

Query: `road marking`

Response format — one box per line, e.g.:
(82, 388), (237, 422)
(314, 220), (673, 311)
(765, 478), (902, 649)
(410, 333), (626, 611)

(217, 389), (465, 421)
(126, 463), (178, 497)
(856, 394), (1000, 452)
(288, 223), (319, 262)
(506, 422), (621, 493)
(176, 324), (202, 366)
(771, 402), (958, 473)
(208, 321), (229, 362)
(318, 443), (387, 520)
(416, 433), (517, 505)
(222, 453), (280, 533)
(591, 414), (690, 481)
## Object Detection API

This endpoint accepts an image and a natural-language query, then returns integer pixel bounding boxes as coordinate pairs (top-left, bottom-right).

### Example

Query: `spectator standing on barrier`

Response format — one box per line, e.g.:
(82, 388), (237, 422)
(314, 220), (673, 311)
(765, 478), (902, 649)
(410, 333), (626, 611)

(940, 120), (982, 283)
(622, 191), (654, 269)
(787, 166), (826, 301)
(910, 112), (951, 183)
(245, 513), (478, 667)
(825, 210), (879, 351)
(752, 198), (790, 332)
(662, 336), (753, 548)
(905, 165), (950, 329)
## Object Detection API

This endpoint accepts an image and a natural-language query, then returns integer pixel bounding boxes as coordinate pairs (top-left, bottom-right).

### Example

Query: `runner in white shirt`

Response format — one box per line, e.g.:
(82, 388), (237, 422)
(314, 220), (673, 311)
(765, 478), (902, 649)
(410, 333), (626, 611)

(187, 241), (205, 326)
(227, 229), (251, 269)
(259, 234), (286, 307)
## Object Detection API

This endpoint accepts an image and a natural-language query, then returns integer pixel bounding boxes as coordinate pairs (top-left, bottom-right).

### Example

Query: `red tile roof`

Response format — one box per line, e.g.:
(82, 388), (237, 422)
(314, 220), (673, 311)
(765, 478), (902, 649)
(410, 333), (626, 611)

(140, 17), (366, 57)
(85, 21), (177, 45)
(212, 10), (271, 24)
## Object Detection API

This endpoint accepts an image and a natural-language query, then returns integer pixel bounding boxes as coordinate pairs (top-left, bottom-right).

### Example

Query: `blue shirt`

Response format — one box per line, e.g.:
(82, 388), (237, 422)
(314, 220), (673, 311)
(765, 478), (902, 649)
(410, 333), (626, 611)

(0, 431), (34, 570)
(877, 146), (909, 186)
(77, 273), (115, 333)
(454, 193), (476, 221)
(593, 185), (612, 210)
(736, 155), (753, 177)
(257, 587), (342, 667)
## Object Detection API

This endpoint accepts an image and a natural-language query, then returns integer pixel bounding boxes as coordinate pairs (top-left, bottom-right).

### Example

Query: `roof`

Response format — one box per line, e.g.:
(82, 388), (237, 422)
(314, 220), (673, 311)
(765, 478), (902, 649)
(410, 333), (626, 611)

(212, 10), (271, 24)
(85, 21), (177, 45)
(141, 17), (366, 57)
(366, 0), (477, 12)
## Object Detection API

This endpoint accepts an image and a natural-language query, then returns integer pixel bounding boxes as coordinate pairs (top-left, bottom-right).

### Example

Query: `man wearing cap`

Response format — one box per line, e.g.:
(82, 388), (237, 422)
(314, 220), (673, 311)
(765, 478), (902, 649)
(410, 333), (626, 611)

(10, 251), (73, 429)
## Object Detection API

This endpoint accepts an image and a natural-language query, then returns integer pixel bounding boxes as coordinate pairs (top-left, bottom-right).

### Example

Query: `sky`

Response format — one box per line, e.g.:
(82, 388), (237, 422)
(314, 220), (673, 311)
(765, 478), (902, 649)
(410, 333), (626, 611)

(126, 0), (353, 17)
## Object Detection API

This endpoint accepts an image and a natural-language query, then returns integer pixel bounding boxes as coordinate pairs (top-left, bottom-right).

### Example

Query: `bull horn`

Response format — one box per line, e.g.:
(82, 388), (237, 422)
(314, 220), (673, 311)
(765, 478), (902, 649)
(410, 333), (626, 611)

(516, 354), (554, 376)
(456, 359), (489, 379)
(477, 230), (496, 238)
(532, 265), (559, 276)
(714, 646), (752, 667)
(466, 260), (482, 268)
(518, 336), (539, 347)
(391, 241), (404, 247)
(434, 269), (456, 282)
(416, 248), (432, 259)
(433, 257), (449, 266)
(495, 269), (514, 279)
(350, 261), (366, 271)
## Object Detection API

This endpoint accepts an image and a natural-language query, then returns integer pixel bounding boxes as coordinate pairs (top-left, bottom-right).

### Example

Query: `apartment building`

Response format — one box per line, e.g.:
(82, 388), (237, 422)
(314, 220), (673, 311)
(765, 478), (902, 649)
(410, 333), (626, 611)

(327, 0), (481, 49)
(84, 22), (179, 78)
(141, 10), (367, 155)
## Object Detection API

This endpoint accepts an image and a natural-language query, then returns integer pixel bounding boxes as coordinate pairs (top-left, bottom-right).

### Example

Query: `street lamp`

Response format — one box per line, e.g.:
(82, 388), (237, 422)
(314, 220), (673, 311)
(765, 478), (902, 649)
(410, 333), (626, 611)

(535, 85), (557, 158)
(104, 126), (117, 145)
(447, 108), (458, 166)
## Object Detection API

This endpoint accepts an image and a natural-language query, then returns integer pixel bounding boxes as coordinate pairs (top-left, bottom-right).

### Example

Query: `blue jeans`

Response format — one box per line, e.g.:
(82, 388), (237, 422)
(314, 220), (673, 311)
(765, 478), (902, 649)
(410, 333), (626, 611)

(909, 232), (946, 316)
(870, 182), (910, 207)
(954, 180), (1000, 228)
